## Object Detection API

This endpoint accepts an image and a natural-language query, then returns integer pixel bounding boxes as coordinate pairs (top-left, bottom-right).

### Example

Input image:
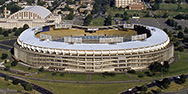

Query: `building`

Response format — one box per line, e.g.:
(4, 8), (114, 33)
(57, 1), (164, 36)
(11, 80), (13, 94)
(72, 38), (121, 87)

(14, 24), (174, 73)
(115, 0), (141, 8)
(129, 3), (144, 10)
(0, 6), (61, 29)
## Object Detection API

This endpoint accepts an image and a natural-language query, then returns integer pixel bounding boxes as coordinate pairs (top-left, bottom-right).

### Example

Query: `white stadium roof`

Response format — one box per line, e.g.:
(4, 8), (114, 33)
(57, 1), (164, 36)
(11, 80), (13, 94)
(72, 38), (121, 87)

(20, 6), (52, 19)
(18, 25), (169, 50)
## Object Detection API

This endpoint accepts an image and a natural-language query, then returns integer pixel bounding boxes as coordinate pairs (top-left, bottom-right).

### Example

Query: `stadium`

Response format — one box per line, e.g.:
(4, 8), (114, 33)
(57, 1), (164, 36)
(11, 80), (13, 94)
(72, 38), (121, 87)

(13, 24), (174, 73)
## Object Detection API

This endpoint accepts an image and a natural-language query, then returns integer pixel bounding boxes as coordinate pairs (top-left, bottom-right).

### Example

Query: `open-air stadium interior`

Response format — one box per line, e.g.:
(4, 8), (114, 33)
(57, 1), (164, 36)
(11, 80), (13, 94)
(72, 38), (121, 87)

(13, 24), (174, 73)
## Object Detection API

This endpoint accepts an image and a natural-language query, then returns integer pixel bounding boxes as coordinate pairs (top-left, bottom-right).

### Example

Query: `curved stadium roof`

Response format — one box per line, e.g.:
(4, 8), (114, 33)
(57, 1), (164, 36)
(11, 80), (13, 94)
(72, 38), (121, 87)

(20, 6), (52, 19)
(18, 25), (169, 50)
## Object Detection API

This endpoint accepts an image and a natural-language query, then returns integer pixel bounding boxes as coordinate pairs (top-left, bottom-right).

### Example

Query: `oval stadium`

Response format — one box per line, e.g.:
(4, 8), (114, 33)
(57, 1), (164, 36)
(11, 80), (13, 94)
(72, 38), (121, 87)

(14, 24), (174, 73)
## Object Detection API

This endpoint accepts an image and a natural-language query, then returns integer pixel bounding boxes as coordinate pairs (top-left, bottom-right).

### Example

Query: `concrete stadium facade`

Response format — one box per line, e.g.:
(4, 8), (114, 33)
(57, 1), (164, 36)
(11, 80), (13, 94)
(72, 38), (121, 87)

(14, 24), (174, 73)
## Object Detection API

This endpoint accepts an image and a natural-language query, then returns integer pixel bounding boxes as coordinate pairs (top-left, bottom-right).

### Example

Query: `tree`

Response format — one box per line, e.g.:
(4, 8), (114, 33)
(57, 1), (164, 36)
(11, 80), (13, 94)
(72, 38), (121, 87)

(0, 0), (6, 5)
(127, 70), (136, 74)
(177, 31), (184, 38)
(161, 78), (171, 89)
(155, 0), (163, 3)
(12, 79), (20, 85)
(0, 27), (2, 34)
(2, 30), (9, 37)
(38, 66), (44, 72)
(177, 25), (182, 30)
(184, 27), (188, 33)
(1, 53), (8, 59)
(139, 85), (148, 92)
(149, 62), (164, 72)
(122, 11), (129, 21)
(104, 15), (112, 26)
(84, 14), (92, 26)
(4, 66), (10, 71)
(4, 75), (9, 81)
(11, 61), (18, 67)
(25, 83), (33, 91)
(163, 61), (169, 69)
(65, 11), (74, 20)
(152, 3), (159, 10)
(23, 24), (29, 30)
(163, 13), (169, 18)
(178, 46), (184, 52)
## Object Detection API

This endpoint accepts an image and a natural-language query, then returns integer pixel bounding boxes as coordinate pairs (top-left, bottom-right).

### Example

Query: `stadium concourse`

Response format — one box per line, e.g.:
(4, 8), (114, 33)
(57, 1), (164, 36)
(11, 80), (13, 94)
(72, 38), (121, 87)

(13, 24), (174, 73)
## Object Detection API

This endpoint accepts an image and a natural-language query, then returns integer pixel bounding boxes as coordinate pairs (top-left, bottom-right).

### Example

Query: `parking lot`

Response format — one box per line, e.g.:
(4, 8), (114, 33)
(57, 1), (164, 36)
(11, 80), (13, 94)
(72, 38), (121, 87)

(0, 39), (16, 50)
(130, 18), (188, 32)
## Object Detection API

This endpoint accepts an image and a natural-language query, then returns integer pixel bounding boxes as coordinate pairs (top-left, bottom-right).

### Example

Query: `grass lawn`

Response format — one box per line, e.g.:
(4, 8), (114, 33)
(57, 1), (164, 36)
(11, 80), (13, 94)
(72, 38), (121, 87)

(46, 73), (88, 81)
(90, 73), (133, 81)
(29, 80), (149, 94)
(89, 18), (105, 26)
(0, 78), (38, 94)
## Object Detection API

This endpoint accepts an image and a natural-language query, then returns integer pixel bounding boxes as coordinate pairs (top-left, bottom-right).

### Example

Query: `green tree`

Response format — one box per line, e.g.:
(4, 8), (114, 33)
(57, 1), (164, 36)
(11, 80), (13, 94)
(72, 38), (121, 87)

(152, 3), (159, 10)
(0, 27), (2, 34)
(4, 66), (10, 71)
(2, 30), (9, 37)
(23, 24), (29, 30)
(161, 78), (171, 89)
(38, 66), (44, 72)
(104, 15), (112, 26)
(184, 27), (188, 33)
(11, 61), (18, 67)
(84, 14), (92, 26)
(4, 75), (9, 81)
(1, 53), (8, 59)
(122, 11), (129, 21)
(177, 25), (182, 30)
(0, 0), (6, 5)
(140, 85), (148, 92)
(12, 79), (20, 85)
(65, 11), (74, 20)
(25, 83), (33, 91)
(177, 31), (184, 38)
(178, 46), (184, 52)
(163, 13), (169, 18)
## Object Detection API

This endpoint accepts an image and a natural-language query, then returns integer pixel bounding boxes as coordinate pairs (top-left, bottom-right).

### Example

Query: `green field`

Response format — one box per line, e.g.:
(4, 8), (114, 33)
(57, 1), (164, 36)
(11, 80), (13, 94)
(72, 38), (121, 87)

(90, 18), (105, 26)
(29, 80), (148, 94)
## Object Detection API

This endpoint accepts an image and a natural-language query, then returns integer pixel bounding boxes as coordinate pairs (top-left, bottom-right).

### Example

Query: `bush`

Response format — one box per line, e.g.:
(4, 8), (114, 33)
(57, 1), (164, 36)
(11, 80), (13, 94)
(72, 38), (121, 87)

(12, 79), (20, 85)
(38, 66), (44, 72)
(52, 72), (56, 75)
(127, 70), (136, 74)
(138, 73), (144, 78)
(4, 66), (10, 71)
(102, 72), (115, 76)
(60, 73), (64, 76)
(25, 83), (33, 91)
(4, 75), (9, 81)
(1, 53), (8, 60)
(28, 67), (31, 70)
(11, 61), (18, 67)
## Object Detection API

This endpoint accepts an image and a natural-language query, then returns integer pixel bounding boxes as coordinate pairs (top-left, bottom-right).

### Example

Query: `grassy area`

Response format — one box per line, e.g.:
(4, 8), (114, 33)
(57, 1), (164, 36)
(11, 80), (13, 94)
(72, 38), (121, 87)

(46, 73), (88, 81)
(29, 79), (149, 94)
(0, 78), (38, 94)
(90, 74), (133, 81)
(90, 18), (105, 26)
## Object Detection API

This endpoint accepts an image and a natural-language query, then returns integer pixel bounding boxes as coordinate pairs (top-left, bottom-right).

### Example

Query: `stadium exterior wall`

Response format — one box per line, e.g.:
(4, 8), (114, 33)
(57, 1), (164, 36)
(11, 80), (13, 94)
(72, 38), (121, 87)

(14, 42), (174, 73)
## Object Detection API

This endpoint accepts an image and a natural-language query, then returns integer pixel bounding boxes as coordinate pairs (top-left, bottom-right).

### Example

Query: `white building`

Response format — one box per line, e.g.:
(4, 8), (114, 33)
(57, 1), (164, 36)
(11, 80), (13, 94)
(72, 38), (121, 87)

(0, 6), (61, 29)
(115, 0), (141, 8)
